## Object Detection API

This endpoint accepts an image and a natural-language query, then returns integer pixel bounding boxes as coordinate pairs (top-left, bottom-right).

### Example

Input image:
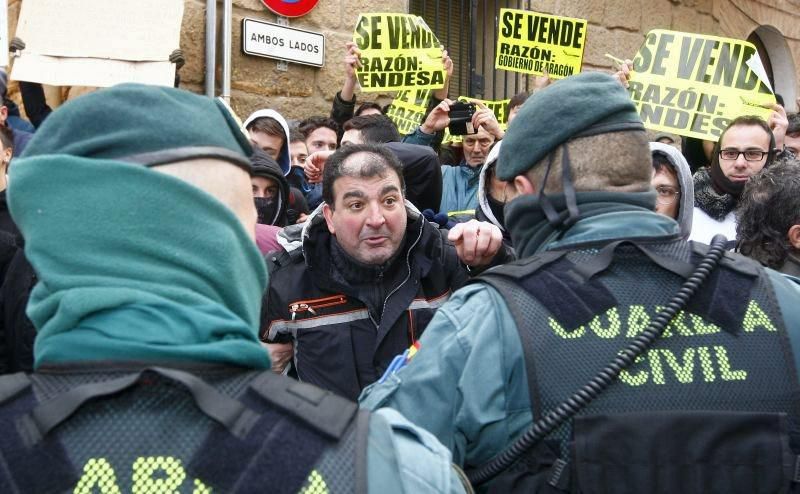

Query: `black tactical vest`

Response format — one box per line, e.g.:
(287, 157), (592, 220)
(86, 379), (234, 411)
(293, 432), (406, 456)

(0, 365), (368, 494)
(473, 239), (800, 494)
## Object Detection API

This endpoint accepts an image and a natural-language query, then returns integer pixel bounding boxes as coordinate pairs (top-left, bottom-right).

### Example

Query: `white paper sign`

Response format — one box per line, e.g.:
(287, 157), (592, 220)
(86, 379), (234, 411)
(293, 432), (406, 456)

(11, 0), (183, 87)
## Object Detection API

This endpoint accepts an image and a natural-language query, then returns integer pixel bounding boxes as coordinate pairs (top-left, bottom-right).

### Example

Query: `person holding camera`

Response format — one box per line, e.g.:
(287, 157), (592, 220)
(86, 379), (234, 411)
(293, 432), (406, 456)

(404, 100), (504, 222)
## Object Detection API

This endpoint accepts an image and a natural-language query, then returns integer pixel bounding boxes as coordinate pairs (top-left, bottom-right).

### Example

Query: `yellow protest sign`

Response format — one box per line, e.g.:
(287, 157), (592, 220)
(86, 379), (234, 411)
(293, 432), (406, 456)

(628, 29), (775, 141)
(386, 89), (433, 135)
(495, 8), (587, 79)
(353, 13), (446, 92)
(459, 96), (512, 125)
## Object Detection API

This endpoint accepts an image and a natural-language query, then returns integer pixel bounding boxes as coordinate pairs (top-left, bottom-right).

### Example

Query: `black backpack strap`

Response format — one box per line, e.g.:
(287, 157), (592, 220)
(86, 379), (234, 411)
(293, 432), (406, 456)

(571, 239), (696, 281)
(354, 409), (370, 494)
(477, 274), (545, 421)
(248, 370), (358, 440)
(18, 367), (260, 447)
(0, 372), (31, 405)
(471, 250), (568, 282)
(0, 373), (76, 493)
(191, 370), (361, 493)
(686, 241), (760, 334)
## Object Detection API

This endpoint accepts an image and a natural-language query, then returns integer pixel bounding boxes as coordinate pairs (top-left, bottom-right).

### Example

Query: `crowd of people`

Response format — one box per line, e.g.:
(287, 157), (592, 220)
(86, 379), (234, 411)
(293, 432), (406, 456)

(0, 39), (798, 493)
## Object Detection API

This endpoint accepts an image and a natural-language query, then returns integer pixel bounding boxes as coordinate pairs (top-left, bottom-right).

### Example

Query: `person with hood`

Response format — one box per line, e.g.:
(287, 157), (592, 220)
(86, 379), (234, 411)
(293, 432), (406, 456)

(242, 108), (292, 176)
(361, 72), (800, 492)
(650, 141), (694, 239)
(0, 84), (468, 494)
(243, 109), (309, 224)
(250, 148), (291, 254)
(263, 143), (511, 401)
(475, 141), (512, 246)
(250, 148), (289, 227)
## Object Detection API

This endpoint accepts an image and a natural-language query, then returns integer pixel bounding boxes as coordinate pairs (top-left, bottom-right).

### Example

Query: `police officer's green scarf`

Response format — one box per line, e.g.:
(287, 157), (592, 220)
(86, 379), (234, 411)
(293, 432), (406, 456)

(504, 191), (675, 258)
(8, 156), (270, 369)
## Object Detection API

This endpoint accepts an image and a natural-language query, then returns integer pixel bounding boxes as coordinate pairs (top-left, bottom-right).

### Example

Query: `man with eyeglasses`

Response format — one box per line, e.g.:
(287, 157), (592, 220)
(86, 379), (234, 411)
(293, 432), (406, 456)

(405, 100), (504, 222)
(691, 114), (789, 245)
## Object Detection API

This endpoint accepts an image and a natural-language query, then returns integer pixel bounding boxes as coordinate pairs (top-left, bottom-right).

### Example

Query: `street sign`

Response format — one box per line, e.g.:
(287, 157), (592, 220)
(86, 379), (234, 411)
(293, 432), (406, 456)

(260, 0), (319, 18)
(243, 18), (325, 67)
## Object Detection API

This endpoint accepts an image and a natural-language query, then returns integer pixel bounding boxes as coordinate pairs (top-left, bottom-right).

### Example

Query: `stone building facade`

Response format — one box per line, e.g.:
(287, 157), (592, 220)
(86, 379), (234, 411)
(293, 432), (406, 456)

(5, 0), (800, 119)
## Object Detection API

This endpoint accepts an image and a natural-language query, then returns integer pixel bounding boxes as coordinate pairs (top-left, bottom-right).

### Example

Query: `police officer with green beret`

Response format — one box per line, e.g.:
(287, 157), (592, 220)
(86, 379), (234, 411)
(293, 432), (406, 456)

(362, 72), (800, 493)
(0, 84), (467, 494)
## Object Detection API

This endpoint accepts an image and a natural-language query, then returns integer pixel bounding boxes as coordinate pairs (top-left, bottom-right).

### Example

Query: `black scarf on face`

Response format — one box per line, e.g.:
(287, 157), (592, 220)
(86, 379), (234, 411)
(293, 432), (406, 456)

(504, 191), (657, 259)
(694, 168), (738, 222)
(254, 196), (278, 225)
(708, 156), (746, 197)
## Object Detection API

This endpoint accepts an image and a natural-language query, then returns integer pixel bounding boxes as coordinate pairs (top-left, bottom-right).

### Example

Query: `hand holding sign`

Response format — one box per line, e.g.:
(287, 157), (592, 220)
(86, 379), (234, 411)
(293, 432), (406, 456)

(627, 29), (776, 142)
(767, 103), (788, 150)
(434, 49), (454, 100)
(533, 68), (553, 91)
(341, 41), (362, 102)
(443, 50), (454, 79)
(344, 41), (362, 81)
(610, 57), (634, 89)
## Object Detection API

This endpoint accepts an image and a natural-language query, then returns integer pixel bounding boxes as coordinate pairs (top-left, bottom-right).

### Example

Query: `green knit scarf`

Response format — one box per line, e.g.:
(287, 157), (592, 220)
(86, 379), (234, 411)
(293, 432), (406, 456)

(8, 155), (270, 369)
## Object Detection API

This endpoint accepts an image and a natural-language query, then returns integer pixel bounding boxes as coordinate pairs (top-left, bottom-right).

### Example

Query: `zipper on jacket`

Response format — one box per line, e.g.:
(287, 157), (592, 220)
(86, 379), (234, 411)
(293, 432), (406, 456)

(289, 295), (347, 321)
(379, 218), (425, 327)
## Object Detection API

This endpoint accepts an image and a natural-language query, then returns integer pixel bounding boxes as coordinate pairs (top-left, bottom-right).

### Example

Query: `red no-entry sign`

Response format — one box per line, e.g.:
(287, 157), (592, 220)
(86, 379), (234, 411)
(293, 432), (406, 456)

(261, 0), (320, 17)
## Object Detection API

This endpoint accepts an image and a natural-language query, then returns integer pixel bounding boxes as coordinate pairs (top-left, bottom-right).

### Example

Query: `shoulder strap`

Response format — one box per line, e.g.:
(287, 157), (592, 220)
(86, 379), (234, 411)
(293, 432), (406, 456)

(249, 371), (359, 441)
(692, 240), (760, 277)
(475, 274), (544, 420)
(18, 367), (260, 447)
(0, 372), (31, 405)
(469, 250), (568, 284)
(354, 409), (370, 494)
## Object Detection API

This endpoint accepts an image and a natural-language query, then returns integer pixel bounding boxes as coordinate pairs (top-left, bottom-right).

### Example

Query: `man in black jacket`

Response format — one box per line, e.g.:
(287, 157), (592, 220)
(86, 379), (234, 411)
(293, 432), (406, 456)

(263, 143), (510, 399)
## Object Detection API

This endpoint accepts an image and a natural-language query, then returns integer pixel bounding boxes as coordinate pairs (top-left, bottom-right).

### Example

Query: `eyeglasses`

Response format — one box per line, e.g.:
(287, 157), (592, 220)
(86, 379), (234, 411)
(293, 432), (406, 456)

(655, 186), (680, 205)
(719, 149), (769, 161)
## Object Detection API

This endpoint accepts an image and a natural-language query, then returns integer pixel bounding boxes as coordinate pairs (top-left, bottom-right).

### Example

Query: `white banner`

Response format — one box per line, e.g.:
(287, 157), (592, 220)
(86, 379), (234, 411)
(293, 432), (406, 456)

(11, 0), (184, 87)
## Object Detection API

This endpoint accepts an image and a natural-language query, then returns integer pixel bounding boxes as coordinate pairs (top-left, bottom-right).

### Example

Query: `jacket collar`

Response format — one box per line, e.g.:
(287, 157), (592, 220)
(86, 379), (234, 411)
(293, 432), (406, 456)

(547, 211), (681, 251)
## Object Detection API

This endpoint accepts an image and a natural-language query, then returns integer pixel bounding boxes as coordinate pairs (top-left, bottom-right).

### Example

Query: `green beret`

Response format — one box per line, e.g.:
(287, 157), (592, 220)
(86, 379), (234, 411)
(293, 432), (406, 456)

(497, 72), (644, 181)
(21, 83), (253, 169)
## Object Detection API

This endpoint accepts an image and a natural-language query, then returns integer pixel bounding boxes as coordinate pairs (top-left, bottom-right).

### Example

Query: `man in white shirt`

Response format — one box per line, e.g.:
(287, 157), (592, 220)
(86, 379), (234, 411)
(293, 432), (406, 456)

(690, 112), (786, 245)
